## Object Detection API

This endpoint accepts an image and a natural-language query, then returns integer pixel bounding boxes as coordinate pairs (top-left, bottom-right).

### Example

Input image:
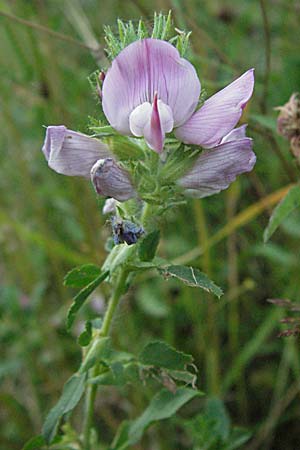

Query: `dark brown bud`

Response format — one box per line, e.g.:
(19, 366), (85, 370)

(99, 71), (106, 82)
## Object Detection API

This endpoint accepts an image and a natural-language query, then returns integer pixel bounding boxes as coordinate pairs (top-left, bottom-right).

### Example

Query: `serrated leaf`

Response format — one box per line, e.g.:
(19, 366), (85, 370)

(264, 184), (300, 242)
(42, 373), (86, 444)
(138, 230), (160, 262)
(159, 265), (223, 298)
(64, 264), (102, 288)
(78, 321), (92, 346)
(22, 435), (46, 450)
(128, 388), (200, 444)
(66, 270), (109, 330)
(140, 341), (193, 371)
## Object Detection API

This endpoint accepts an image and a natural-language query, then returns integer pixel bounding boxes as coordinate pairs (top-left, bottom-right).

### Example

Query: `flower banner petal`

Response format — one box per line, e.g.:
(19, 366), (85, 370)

(42, 126), (111, 177)
(175, 69), (254, 148)
(102, 38), (200, 135)
(178, 138), (256, 198)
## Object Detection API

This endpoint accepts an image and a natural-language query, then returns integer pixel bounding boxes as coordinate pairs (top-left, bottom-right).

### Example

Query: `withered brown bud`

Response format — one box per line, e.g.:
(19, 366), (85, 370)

(276, 93), (300, 140)
(291, 135), (300, 161)
(99, 71), (106, 82)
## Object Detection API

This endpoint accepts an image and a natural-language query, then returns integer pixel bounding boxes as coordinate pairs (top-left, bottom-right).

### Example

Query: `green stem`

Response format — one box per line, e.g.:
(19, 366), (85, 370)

(82, 200), (154, 448)
(82, 268), (128, 449)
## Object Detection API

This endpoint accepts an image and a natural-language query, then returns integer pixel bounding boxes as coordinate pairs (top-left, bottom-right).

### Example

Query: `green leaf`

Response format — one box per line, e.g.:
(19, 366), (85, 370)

(140, 341), (193, 371)
(110, 421), (131, 450)
(66, 270), (109, 330)
(264, 184), (300, 242)
(159, 265), (223, 298)
(42, 372), (86, 444)
(226, 428), (252, 450)
(138, 230), (160, 261)
(128, 387), (200, 444)
(168, 369), (197, 387)
(64, 264), (102, 288)
(22, 435), (46, 450)
(78, 320), (92, 346)
(206, 398), (230, 441)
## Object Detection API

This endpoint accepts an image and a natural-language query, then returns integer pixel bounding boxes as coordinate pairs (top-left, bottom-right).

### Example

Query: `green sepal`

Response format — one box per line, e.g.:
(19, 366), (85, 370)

(102, 135), (144, 161)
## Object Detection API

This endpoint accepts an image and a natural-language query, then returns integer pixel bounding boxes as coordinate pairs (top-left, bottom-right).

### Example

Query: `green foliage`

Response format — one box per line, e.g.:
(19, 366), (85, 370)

(66, 269), (109, 330)
(139, 340), (193, 370)
(264, 184), (300, 242)
(159, 265), (223, 298)
(42, 372), (87, 444)
(89, 339), (196, 389)
(138, 230), (160, 261)
(102, 134), (144, 161)
(104, 11), (177, 60)
(111, 388), (200, 448)
(22, 435), (46, 450)
(104, 11), (191, 60)
(183, 398), (251, 450)
(78, 320), (92, 346)
(128, 388), (200, 445)
(64, 264), (102, 288)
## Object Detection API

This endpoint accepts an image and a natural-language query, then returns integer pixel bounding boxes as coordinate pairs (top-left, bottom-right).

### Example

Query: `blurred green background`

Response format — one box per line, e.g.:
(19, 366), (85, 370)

(1, 0), (300, 449)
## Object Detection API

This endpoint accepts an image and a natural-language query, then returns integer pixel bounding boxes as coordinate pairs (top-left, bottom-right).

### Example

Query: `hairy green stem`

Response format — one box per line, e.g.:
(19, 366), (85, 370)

(82, 268), (128, 449)
(82, 200), (154, 448)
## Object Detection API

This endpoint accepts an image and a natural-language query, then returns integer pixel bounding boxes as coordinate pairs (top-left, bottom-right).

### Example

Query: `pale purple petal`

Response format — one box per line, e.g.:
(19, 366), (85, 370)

(102, 198), (117, 214)
(221, 124), (247, 143)
(90, 158), (136, 202)
(42, 126), (112, 177)
(102, 38), (200, 134)
(178, 138), (256, 198)
(175, 69), (254, 148)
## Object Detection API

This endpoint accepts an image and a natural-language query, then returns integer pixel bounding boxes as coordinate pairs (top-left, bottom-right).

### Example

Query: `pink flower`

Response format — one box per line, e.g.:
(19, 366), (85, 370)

(41, 38), (256, 200)
(102, 38), (254, 153)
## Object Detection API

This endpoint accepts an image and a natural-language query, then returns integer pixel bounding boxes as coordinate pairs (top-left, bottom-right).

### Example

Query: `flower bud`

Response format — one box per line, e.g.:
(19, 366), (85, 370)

(90, 158), (136, 202)
(102, 198), (117, 215)
(291, 135), (300, 162)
